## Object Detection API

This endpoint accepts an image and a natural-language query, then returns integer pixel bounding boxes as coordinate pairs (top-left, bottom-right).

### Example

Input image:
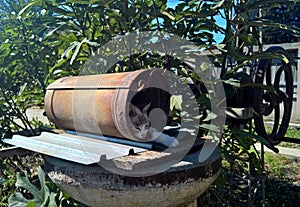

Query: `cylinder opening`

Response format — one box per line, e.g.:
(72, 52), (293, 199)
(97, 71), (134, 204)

(126, 87), (171, 141)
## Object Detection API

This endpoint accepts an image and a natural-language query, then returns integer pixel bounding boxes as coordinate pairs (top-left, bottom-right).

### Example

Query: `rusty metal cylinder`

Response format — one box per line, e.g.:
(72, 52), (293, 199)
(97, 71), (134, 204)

(44, 70), (170, 140)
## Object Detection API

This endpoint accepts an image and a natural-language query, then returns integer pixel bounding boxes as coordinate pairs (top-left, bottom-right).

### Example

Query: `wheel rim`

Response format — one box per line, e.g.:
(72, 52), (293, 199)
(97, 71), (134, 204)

(253, 46), (293, 145)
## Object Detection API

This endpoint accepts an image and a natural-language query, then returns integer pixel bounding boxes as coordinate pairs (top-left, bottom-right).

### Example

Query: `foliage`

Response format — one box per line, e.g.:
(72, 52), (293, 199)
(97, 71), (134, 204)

(0, 0), (219, 205)
(0, 0), (220, 137)
(264, 178), (300, 206)
(0, 163), (17, 206)
(200, 149), (300, 206)
(1, 0), (294, 136)
(209, 0), (300, 77)
(0, 0), (59, 137)
(8, 166), (85, 207)
(9, 166), (56, 207)
(0, 153), (43, 206)
(261, 2), (300, 44)
(0, 0), (299, 206)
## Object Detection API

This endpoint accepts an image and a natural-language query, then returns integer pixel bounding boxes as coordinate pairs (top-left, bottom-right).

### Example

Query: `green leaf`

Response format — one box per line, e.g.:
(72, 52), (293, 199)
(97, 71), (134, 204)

(48, 193), (58, 207)
(202, 110), (217, 122)
(214, 174), (226, 187)
(8, 167), (51, 207)
(239, 0), (295, 12)
(223, 79), (241, 88)
(199, 123), (219, 132)
(62, 42), (80, 60)
(66, 0), (90, 4)
(62, 38), (100, 65)
(234, 130), (274, 151)
(8, 192), (32, 207)
(26, 201), (37, 207)
(170, 95), (182, 110)
(249, 83), (277, 95)
(18, 2), (36, 16)
(161, 11), (175, 21)
(70, 42), (82, 65)
(49, 58), (68, 73)
(18, 83), (28, 96)
(45, 22), (68, 38)
(250, 19), (300, 37)
(15, 173), (44, 202)
(211, 0), (225, 9)
(82, 38), (100, 47)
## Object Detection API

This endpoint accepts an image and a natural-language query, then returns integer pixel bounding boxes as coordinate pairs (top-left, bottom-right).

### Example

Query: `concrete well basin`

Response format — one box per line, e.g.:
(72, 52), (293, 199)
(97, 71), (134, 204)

(44, 145), (220, 207)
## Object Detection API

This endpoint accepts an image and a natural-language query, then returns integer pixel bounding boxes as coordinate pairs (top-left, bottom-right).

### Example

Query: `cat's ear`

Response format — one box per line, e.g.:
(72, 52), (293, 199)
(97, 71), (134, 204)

(129, 103), (137, 116)
(142, 103), (151, 113)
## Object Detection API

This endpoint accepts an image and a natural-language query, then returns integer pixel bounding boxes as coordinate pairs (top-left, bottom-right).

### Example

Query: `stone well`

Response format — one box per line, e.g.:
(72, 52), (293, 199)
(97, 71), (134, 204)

(44, 143), (220, 207)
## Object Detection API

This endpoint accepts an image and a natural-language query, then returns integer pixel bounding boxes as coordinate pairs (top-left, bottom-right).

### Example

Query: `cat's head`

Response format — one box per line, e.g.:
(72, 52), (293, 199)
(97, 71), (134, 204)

(129, 102), (151, 140)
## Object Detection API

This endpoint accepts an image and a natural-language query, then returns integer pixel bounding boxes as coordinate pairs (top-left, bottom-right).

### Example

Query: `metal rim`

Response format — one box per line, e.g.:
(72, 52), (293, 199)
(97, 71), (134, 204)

(253, 46), (293, 145)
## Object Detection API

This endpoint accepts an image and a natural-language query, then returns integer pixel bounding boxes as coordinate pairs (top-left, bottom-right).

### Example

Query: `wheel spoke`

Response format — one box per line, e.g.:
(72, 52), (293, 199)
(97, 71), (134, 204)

(277, 90), (288, 104)
(253, 46), (293, 145)
(272, 106), (280, 135)
(273, 65), (284, 91)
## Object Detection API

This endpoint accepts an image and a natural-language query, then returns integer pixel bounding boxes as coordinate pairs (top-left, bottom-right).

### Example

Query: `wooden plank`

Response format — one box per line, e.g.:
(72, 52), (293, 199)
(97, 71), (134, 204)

(100, 137), (210, 177)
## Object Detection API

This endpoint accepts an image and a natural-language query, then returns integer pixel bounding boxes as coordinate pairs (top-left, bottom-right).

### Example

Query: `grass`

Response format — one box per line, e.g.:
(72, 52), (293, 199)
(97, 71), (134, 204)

(285, 126), (300, 138)
(199, 153), (300, 206)
(278, 127), (300, 149)
(199, 128), (300, 206)
(265, 126), (300, 148)
(264, 153), (300, 182)
(263, 152), (300, 206)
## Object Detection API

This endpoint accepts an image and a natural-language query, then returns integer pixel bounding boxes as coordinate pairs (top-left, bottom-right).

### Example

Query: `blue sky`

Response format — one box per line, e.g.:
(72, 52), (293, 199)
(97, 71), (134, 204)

(167, 0), (225, 43)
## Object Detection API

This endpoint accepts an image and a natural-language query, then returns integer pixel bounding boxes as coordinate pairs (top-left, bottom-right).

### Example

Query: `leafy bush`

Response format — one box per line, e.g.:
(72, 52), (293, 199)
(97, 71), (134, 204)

(0, 0), (299, 206)
(8, 166), (85, 207)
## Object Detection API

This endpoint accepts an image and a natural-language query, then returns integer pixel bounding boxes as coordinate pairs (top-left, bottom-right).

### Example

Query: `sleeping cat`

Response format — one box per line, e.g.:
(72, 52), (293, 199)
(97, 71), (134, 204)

(129, 103), (179, 148)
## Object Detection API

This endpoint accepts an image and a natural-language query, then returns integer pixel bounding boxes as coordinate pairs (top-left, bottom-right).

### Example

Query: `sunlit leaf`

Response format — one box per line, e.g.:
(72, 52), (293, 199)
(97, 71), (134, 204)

(211, 0), (225, 9)
(18, 2), (36, 16)
(223, 79), (241, 88)
(61, 41), (79, 60)
(70, 42), (82, 65)
(170, 95), (182, 110)
(161, 11), (175, 21)
(253, 19), (300, 35)
(82, 38), (100, 47)
(199, 123), (219, 132)
(202, 110), (217, 122)
(66, 0), (90, 4)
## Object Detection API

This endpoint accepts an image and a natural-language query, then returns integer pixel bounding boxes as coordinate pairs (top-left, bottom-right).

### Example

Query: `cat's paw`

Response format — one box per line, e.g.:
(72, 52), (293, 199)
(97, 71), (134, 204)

(169, 139), (179, 148)
(151, 131), (179, 148)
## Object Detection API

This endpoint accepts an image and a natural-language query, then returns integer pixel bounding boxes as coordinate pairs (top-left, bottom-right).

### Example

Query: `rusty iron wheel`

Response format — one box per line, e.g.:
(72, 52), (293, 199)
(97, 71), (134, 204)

(253, 46), (293, 145)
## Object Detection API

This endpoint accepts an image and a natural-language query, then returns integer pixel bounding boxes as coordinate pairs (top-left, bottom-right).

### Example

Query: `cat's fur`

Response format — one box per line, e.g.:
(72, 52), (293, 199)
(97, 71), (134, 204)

(129, 103), (178, 148)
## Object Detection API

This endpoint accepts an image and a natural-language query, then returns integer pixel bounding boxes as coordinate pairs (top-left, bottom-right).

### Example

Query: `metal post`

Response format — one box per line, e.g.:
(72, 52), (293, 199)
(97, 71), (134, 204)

(261, 143), (266, 207)
(295, 48), (300, 123)
(248, 119), (253, 207)
(248, 161), (252, 207)
(257, 5), (266, 207)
